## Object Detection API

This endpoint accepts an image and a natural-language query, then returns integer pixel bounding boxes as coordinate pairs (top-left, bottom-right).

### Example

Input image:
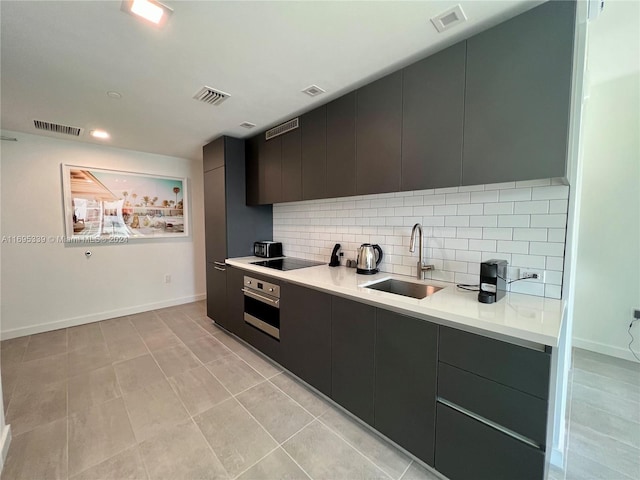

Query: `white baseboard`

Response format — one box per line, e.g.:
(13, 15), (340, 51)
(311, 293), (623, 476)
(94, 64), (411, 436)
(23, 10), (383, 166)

(0, 424), (11, 473)
(573, 337), (640, 363)
(0, 293), (206, 340)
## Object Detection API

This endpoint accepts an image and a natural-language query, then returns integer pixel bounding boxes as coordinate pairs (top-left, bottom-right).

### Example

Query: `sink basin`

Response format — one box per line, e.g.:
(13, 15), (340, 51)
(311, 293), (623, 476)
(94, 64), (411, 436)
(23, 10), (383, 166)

(363, 279), (443, 299)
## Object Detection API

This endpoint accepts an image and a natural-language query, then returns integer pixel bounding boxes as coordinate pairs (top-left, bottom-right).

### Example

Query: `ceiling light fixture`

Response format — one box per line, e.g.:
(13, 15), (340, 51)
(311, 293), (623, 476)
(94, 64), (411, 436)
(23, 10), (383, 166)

(90, 130), (110, 140)
(121, 0), (173, 27)
(107, 91), (122, 99)
(302, 85), (326, 97)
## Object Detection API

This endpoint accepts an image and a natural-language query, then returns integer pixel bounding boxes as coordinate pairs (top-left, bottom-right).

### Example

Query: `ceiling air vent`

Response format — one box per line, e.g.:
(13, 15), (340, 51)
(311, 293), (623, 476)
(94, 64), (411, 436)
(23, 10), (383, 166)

(265, 118), (299, 140)
(302, 85), (326, 97)
(430, 5), (467, 33)
(240, 122), (256, 129)
(33, 120), (83, 136)
(192, 86), (230, 106)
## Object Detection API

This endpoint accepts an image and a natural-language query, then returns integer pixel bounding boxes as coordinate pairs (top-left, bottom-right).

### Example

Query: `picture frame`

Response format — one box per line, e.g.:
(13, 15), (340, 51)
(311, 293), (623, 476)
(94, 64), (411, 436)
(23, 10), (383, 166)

(61, 164), (189, 241)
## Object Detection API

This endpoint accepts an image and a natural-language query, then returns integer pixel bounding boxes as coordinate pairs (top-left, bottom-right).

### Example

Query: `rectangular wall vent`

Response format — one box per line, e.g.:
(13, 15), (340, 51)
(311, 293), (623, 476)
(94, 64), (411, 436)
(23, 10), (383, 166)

(193, 86), (230, 105)
(265, 118), (299, 140)
(33, 120), (83, 136)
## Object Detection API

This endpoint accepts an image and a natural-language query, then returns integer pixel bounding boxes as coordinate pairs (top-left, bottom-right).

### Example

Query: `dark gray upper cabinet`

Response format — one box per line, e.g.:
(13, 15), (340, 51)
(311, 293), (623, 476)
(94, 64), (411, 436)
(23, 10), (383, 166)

(204, 166), (226, 264)
(260, 135), (282, 204)
(356, 71), (403, 195)
(331, 296), (376, 425)
(326, 92), (357, 198)
(281, 128), (302, 202)
(462, 0), (575, 185)
(301, 107), (327, 200)
(280, 282), (332, 396)
(375, 310), (438, 465)
(245, 135), (261, 206)
(401, 43), (465, 191)
(203, 136), (225, 172)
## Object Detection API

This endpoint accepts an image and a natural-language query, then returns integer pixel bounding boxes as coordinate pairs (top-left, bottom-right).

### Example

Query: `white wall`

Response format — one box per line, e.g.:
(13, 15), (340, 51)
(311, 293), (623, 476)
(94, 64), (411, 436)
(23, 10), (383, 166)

(0, 131), (206, 339)
(572, 0), (640, 361)
(274, 179), (569, 299)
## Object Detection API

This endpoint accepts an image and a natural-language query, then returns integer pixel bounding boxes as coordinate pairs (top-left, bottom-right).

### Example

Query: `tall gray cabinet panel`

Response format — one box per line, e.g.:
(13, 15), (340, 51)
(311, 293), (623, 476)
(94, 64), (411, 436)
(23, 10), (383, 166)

(203, 136), (272, 324)
(260, 135), (282, 204)
(401, 42), (465, 191)
(331, 296), (376, 425)
(301, 107), (327, 200)
(326, 92), (356, 198)
(375, 310), (438, 465)
(356, 71), (403, 195)
(281, 128), (302, 202)
(462, 0), (575, 185)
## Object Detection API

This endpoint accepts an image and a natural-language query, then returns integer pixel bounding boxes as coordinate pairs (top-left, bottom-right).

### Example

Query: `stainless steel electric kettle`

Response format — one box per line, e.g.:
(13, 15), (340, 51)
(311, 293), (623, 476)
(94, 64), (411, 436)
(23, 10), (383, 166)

(356, 244), (383, 274)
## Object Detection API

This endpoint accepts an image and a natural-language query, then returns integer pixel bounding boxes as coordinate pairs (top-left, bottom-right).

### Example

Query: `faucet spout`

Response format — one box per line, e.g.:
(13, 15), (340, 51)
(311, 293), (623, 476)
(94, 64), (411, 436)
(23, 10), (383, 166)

(410, 223), (434, 280)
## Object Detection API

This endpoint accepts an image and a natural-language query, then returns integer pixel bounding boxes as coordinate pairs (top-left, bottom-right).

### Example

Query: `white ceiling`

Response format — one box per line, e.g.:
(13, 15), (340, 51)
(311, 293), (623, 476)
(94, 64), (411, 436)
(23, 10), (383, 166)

(1, 0), (541, 162)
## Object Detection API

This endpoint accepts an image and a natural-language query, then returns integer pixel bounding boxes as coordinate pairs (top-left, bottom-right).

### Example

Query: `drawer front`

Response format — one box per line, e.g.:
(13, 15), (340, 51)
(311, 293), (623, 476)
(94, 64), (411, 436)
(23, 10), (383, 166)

(439, 327), (550, 399)
(435, 403), (544, 480)
(438, 362), (547, 446)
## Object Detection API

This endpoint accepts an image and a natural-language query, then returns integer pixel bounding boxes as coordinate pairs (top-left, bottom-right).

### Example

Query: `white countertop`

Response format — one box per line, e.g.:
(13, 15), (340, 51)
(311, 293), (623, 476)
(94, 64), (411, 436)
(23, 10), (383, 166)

(226, 257), (564, 348)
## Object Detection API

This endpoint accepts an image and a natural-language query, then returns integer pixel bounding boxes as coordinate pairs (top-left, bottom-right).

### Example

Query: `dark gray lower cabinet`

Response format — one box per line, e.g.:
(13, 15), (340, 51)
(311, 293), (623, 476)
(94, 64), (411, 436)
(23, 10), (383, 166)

(280, 283), (331, 396)
(374, 310), (438, 465)
(206, 263), (227, 325)
(331, 296), (376, 425)
(435, 403), (545, 480)
(222, 266), (245, 335)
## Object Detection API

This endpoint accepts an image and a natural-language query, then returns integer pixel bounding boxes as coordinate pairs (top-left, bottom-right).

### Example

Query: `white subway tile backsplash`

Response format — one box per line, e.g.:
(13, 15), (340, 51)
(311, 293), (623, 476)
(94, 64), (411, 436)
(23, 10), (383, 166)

(499, 188), (532, 202)
(498, 215), (530, 228)
(510, 281), (545, 296)
(470, 215), (498, 228)
(457, 203), (484, 215)
(469, 239), (497, 252)
(456, 228), (483, 239)
(484, 202), (514, 215)
(497, 240), (529, 254)
(514, 201), (549, 215)
(445, 216), (470, 227)
(483, 228), (513, 240)
(434, 205), (457, 216)
(531, 214), (567, 228)
(471, 190), (499, 204)
(455, 273), (479, 285)
(513, 228), (548, 242)
(274, 179), (568, 299)
(531, 185), (570, 200)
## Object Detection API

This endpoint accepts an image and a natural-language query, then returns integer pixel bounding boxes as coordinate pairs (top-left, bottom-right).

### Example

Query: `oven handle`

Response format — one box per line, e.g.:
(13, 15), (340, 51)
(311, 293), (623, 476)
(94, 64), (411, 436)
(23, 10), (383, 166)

(242, 288), (280, 308)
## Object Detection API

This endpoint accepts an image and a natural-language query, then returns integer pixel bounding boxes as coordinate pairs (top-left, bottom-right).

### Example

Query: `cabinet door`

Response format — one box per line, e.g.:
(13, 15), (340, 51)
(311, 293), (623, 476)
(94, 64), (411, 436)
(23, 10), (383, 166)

(204, 167), (226, 264)
(331, 296), (375, 425)
(224, 266), (248, 336)
(246, 135), (261, 206)
(280, 283), (331, 396)
(375, 310), (438, 465)
(435, 403), (544, 480)
(301, 107), (327, 200)
(326, 92), (356, 198)
(462, 0), (575, 185)
(203, 136), (225, 172)
(206, 262), (227, 325)
(281, 127), (302, 202)
(260, 135), (282, 204)
(402, 43), (465, 191)
(356, 71), (402, 195)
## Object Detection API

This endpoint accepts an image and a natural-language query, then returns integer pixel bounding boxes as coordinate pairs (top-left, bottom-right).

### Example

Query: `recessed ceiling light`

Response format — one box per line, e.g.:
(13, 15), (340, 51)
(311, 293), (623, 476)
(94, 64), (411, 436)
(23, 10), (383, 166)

(240, 122), (256, 129)
(302, 85), (326, 97)
(107, 91), (122, 99)
(90, 130), (110, 140)
(121, 0), (173, 27)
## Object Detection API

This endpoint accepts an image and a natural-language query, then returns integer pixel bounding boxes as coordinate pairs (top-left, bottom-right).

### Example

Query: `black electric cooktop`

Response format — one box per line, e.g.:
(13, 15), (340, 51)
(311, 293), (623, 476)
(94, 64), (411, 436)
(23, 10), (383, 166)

(251, 257), (325, 271)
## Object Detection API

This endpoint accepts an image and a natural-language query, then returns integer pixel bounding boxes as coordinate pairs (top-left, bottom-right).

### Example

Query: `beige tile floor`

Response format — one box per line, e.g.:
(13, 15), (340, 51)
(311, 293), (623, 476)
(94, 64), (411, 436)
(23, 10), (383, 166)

(1, 301), (638, 479)
(0, 302), (440, 480)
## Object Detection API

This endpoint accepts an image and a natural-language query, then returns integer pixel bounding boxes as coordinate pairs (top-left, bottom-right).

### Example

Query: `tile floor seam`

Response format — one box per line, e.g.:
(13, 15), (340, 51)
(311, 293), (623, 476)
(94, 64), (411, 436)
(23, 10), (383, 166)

(277, 445), (315, 480)
(266, 375), (328, 420)
(397, 459), (413, 480)
(228, 444), (281, 480)
(314, 416), (395, 480)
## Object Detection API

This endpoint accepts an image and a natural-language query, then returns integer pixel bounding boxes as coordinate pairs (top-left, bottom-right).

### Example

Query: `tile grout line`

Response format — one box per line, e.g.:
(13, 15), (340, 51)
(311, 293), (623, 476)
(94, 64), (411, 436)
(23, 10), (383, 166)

(397, 460), (413, 480)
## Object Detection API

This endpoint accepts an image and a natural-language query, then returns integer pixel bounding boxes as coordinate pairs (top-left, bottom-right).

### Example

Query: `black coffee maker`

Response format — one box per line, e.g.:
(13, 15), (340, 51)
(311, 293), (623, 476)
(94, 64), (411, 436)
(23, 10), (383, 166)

(478, 259), (508, 304)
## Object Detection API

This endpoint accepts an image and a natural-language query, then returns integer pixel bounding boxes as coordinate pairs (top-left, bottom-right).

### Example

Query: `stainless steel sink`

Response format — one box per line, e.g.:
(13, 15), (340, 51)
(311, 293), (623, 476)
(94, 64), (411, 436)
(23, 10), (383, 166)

(363, 279), (443, 299)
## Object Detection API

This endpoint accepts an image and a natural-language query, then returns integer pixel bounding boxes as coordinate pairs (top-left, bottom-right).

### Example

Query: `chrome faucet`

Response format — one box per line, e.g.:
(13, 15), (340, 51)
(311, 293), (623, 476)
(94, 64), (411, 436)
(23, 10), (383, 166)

(410, 223), (434, 280)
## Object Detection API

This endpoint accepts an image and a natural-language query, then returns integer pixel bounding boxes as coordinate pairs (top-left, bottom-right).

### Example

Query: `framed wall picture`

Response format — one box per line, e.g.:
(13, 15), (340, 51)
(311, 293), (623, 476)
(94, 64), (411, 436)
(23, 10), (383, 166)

(62, 164), (189, 241)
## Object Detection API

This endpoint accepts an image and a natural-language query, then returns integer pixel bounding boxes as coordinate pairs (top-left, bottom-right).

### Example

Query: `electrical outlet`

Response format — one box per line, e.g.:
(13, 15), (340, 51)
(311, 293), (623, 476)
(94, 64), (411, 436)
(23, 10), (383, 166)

(164, 274), (171, 284)
(519, 269), (545, 283)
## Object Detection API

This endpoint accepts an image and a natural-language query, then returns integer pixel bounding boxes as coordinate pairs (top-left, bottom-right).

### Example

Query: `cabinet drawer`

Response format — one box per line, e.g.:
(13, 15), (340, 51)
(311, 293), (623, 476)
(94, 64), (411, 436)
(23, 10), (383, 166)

(435, 403), (544, 480)
(438, 362), (547, 446)
(439, 327), (550, 399)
